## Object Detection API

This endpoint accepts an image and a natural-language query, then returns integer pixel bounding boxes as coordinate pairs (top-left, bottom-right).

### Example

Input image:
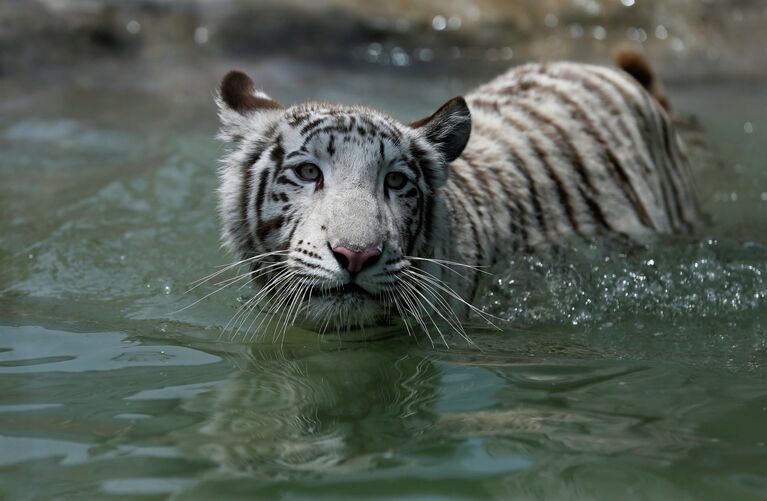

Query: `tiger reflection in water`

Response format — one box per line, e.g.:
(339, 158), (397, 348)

(173, 344), (698, 479)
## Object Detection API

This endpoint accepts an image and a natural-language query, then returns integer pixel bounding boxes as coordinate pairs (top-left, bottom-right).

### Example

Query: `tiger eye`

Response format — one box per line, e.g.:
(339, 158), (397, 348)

(294, 163), (322, 182)
(385, 172), (407, 190)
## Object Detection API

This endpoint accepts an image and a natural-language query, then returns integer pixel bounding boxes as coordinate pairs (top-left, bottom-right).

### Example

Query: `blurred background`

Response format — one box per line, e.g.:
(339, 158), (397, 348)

(3, 0), (767, 78)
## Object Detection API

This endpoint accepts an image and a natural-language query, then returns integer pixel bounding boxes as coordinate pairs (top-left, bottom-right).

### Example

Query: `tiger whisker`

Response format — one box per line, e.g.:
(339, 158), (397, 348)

(280, 277), (318, 346)
(261, 273), (311, 342)
(211, 261), (287, 288)
(247, 272), (302, 343)
(387, 287), (417, 340)
(401, 280), (449, 348)
(402, 275), (473, 346)
(275, 278), (309, 344)
(188, 250), (290, 291)
(226, 269), (295, 342)
(404, 255), (494, 275)
(396, 282), (434, 347)
(404, 267), (505, 326)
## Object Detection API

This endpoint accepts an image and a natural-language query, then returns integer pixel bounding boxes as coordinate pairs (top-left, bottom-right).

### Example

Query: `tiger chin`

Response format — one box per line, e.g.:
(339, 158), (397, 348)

(214, 49), (704, 339)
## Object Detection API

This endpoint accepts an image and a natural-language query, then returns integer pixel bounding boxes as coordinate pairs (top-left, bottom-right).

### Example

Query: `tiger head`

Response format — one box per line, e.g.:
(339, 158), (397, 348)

(215, 71), (471, 329)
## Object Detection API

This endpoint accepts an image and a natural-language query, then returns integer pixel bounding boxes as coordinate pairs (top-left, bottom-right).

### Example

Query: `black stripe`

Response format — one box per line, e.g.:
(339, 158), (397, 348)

(407, 189), (425, 255)
(276, 175), (299, 187)
(256, 215), (284, 241)
(519, 83), (656, 230)
(422, 194), (436, 246)
(239, 142), (269, 252)
(443, 188), (483, 301)
(253, 169), (270, 241)
(514, 100), (618, 236)
(580, 69), (678, 229)
(285, 150), (303, 160)
(658, 113), (692, 231)
(254, 139), (284, 242)
(291, 255), (322, 269)
(499, 110), (584, 237)
(470, 101), (551, 242)
(279, 220), (299, 251)
(302, 124), (352, 144)
(459, 160), (503, 259)
(300, 117), (329, 136)
(450, 171), (487, 267)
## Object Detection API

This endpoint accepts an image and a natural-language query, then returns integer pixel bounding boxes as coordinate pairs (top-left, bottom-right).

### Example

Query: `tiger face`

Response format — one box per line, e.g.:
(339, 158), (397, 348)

(216, 71), (471, 329)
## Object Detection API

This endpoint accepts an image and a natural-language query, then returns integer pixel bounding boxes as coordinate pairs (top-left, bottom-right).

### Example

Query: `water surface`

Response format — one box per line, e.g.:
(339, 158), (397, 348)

(1, 59), (767, 499)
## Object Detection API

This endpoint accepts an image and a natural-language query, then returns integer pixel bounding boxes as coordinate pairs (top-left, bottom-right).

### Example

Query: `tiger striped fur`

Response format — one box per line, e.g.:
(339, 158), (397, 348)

(215, 50), (703, 338)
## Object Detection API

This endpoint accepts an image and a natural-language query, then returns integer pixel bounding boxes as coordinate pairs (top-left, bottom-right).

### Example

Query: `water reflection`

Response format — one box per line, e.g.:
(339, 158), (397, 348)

(177, 344), (440, 474)
(172, 339), (767, 485)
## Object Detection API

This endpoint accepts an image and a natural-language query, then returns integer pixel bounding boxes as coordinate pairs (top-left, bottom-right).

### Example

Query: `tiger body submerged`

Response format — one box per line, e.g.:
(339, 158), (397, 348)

(215, 55), (702, 334)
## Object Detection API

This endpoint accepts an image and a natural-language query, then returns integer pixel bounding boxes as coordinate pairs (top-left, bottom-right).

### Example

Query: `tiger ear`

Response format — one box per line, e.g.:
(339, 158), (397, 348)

(216, 70), (283, 142)
(409, 97), (471, 162)
(218, 71), (283, 114)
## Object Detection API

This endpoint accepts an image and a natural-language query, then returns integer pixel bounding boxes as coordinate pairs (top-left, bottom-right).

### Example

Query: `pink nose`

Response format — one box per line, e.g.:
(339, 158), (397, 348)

(331, 245), (382, 273)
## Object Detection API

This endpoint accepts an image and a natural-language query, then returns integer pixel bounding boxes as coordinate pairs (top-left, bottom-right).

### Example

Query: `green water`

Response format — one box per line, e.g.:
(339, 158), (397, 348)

(2, 60), (767, 499)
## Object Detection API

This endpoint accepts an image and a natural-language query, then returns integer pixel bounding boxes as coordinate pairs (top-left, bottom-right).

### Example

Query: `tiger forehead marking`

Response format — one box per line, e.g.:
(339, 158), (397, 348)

(214, 50), (703, 339)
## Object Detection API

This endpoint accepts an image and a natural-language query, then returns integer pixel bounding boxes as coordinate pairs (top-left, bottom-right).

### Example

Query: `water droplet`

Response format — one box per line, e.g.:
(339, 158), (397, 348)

(760, 192), (767, 202)
(670, 37), (686, 53)
(544, 14), (559, 28)
(414, 48), (434, 62)
(592, 26), (606, 40)
(366, 43), (383, 63)
(432, 15), (447, 31)
(447, 15), (462, 30)
(627, 27), (647, 43)
(621, 0), (635, 6)
(367, 43), (382, 56)
(194, 26), (209, 45)
(390, 47), (410, 67)
(568, 24), (584, 38)
(126, 20), (141, 35)
(655, 25), (668, 40)
(500, 47), (514, 60)
(744, 121), (754, 134)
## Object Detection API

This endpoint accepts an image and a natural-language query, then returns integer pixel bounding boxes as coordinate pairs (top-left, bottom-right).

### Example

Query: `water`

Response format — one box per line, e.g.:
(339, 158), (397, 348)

(2, 57), (767, 499)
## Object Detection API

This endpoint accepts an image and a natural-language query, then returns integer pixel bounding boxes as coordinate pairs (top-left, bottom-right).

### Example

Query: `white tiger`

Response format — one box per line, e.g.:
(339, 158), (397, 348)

(215, 50), (703, 339)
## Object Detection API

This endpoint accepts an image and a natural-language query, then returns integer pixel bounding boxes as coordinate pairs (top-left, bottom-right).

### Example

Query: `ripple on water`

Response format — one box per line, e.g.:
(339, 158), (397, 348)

(479, 238), (767, 370)
(0, 325), (220, 373)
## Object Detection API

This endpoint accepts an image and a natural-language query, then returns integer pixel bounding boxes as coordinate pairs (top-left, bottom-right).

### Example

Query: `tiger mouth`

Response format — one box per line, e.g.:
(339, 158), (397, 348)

(311, 282), (379, 299)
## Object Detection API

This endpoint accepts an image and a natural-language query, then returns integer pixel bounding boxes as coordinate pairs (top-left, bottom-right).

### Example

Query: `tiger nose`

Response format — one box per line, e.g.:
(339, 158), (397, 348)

(331, 245), (382, 273)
